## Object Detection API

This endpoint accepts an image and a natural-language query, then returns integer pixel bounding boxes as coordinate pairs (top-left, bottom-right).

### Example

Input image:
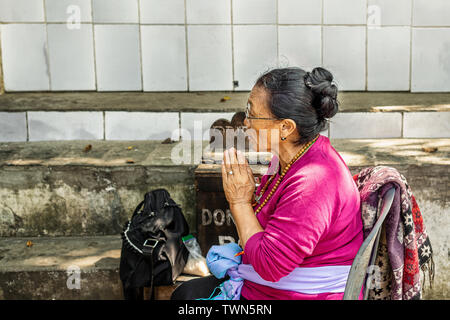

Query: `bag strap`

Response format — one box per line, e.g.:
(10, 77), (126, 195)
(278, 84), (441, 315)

(142, 238), (159, 300)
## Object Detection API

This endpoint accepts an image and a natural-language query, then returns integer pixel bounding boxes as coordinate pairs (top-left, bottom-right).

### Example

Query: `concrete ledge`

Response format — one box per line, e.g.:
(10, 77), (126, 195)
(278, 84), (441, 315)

(0, 138), (448, 238)
(0, 91), (449, 113)
(0, 235), (199, 300)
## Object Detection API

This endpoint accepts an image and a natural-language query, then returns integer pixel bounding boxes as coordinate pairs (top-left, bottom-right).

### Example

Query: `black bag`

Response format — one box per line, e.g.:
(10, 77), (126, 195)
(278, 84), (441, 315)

(119, 188), (190, 300)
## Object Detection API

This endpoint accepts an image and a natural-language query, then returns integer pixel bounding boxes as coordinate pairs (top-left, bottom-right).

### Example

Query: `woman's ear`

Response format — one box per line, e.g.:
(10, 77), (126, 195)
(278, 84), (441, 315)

(280, 119), (297, 139)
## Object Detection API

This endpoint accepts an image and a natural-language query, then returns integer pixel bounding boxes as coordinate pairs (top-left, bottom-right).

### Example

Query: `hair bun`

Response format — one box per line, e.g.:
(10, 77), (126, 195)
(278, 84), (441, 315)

(304, 67), (339, 120)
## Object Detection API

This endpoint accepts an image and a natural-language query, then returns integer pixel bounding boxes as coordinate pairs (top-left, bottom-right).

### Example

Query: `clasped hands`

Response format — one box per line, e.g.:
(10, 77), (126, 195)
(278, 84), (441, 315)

(221, 147), (255, 206)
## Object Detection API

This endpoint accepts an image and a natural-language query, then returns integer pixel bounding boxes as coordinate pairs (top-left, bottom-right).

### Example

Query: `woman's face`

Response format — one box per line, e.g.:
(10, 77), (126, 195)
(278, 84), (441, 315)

(244, 86), (280, 153)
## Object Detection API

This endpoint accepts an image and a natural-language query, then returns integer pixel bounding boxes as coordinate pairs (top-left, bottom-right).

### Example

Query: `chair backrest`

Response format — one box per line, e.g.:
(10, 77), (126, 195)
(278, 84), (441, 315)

(343, 187), (396, 300)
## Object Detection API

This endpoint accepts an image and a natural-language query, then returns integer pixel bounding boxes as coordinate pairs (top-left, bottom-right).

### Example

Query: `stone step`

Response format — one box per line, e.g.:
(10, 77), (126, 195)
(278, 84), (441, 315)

(0, 235), (199, 300)
(0, 138), (448, 299)
(0, 92), (449, 142)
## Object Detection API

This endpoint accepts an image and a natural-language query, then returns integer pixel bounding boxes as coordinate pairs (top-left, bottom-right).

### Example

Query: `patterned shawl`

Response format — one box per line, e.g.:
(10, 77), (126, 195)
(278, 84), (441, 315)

(352, 166), (435, 300)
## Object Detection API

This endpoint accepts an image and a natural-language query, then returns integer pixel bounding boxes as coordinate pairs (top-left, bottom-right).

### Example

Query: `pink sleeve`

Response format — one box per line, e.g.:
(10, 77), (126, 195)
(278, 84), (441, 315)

(244, 174), (335, 282)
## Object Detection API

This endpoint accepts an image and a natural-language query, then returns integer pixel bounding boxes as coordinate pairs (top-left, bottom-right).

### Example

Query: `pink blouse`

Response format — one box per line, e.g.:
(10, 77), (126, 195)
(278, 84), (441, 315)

(241, 134), (363, 300)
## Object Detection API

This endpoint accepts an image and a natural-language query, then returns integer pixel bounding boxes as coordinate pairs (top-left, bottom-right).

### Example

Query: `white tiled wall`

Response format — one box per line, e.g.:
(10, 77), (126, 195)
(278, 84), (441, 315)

(323, 26), (366, 90)
(141, 26), (187, 91)
(0, 24), (50, 91)
(92, 0), (139, 23)
(368, 0), (412, 26)
(94, 25), (142, 91)
(279, 26), (322, 72)
(0, 0), (44, 23)
(324, 0), (367, 25)
(403, 112), (450, 138)
(1, 110), (448, 142)
(233, 0), (277, 24)
(368, 27), (411, 91)
(411, 28), (450, 92)
(45, 0), (92, 23)
(0, 112), (27, 142)
(105, 112), (180, 140)
(233, 25), (278, 91)
(0, 0), (449, 92)
(413, 0), (450, 27)
(139, 0), (185, 24)
(186, 0), (231, 24)
(27, 112), (103, 141)
(187, 25), (233, 91)
(278, 0), (322, 25)
(330, 113), (402, 139)
(47, 24), (96, 91)
(181, 112), (236, 140)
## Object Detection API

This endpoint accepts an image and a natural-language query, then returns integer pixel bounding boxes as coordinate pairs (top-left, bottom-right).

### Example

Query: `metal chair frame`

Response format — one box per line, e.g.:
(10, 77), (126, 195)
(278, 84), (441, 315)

(343, 187), (396, 300)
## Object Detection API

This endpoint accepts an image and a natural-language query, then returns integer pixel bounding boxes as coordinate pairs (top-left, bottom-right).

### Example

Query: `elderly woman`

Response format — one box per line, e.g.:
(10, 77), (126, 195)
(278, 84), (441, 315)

(171, 67), (363, 300)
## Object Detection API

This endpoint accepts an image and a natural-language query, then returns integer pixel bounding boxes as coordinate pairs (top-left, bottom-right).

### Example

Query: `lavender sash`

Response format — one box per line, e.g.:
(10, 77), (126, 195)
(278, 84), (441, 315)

(199, 243), (350, 300)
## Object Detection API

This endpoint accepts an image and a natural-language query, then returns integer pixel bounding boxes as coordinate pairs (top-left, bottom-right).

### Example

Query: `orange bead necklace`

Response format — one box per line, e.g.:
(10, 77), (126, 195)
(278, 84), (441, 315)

(252, 134), (320, 215)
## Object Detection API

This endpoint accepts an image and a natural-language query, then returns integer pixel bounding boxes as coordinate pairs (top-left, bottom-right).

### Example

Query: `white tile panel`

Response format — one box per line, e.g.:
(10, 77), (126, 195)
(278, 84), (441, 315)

(324, 0), (367, 25)
(368, 27), (411, 91)
(139, 0), (185, 24)
(186, 0), (231, 24)
(279, 26), (322, 70)
(45, 0), (92, 23)
(0, 0), (44, 22)
(141, 26), (187, 91)
(0, 24), (50, 91)
(94, 25), (142, 91)
(47, 24), (96, 91)
(411, 28), (450, 92)
(28, 112), (103, 141)
(0, 112), (27, 142)
(92, 0), (139, 23)
(187, 25), (233, 91)
(181, 112), (236, 140)
(278, 0), (322, 25)
(233, 25), (278, 91)
(413, 0), (450, 27)
(403, 112), (450, 138)
(323, 26), (366, 91)
(330, 112), (402, 138)
(233, 0), (276, 24)
(367, 0), (412, 26)
(105, 112), (180, 140)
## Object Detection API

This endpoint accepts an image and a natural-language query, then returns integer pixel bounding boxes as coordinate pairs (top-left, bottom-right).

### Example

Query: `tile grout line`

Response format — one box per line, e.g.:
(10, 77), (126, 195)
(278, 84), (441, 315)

(103, 110), (106, 140)
(137, 0), (144, 91)
(26, 111), (30, 141)
(409, 0), (414, 92)
(43, 0), (52, 91)
(321, 0), (324, 67)
(401, 112), (404, 138)
(179, 111), (182, 141)
(365, 0), (368, 91)
(184, 0), (190, 92)
(91, 0), (98, 91)
(230, 0), (235, 91)
(5, 21), (450, 28)
(276, 0), (279, 68)
(0, 24), (4, 94)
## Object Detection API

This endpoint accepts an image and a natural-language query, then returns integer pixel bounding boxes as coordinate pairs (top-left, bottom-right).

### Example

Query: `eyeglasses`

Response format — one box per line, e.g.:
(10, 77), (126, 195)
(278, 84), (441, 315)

(245, 103), (279, 121)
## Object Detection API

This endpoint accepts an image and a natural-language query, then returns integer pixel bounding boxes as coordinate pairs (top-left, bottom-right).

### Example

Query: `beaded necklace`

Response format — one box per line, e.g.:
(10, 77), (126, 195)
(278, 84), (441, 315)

(252, 134), (320, 215)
